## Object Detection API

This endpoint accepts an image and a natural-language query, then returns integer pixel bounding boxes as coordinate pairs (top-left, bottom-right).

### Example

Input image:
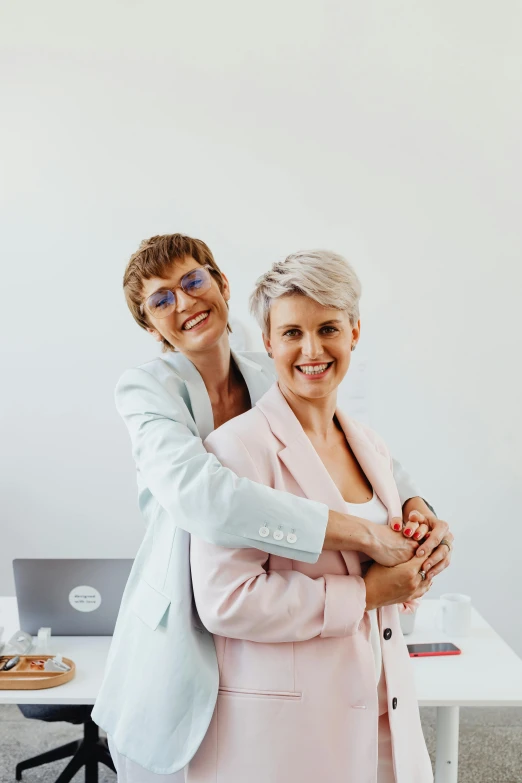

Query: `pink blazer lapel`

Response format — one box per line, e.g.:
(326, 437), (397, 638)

(256, 385), (402, 575)
(335, 409), (402, 520)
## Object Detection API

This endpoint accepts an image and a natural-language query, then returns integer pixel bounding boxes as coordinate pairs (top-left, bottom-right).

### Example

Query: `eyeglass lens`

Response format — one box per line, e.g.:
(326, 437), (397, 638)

(146, 267), (212, 317)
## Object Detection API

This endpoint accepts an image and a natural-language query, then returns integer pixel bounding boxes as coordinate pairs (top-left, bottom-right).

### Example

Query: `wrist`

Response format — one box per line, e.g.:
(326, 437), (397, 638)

(324, 510), (373, 552)
(362, 575), (377, 611)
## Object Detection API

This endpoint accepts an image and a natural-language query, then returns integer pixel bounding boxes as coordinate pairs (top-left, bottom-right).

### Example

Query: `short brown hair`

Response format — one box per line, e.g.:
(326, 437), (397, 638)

(123, 233), (229, 352)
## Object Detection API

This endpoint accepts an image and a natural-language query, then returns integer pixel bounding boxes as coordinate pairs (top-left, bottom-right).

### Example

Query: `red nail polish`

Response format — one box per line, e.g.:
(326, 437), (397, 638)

(404, 528), (412, 536)
(413, 532), (421, 540)
(393, 523), (401, 531)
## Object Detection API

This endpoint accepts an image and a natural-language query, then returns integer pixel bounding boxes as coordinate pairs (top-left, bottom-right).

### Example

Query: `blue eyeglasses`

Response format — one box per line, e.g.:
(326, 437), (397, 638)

(141, 265), (214, 319)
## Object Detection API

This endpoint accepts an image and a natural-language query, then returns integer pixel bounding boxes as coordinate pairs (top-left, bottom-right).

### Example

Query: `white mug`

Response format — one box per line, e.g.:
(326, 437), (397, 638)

(439, 593), (472, 636)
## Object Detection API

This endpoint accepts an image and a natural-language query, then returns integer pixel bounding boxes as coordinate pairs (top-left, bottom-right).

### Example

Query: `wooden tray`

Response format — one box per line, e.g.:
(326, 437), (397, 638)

(0, 655), (76, 690)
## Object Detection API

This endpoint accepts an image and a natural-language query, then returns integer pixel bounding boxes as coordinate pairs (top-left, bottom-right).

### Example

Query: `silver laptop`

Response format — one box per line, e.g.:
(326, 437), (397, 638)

(13, 559), (133, 636)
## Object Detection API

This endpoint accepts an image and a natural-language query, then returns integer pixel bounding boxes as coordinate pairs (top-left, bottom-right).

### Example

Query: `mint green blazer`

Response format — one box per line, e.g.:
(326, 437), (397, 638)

(92, 351), (420, 775)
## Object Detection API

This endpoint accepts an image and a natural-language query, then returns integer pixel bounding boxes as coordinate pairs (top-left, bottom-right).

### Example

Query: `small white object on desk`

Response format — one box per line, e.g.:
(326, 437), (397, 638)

(44, 654), (71, 673)
(5, 630), (32, 655)
(399, 608), (417, 635)
(36, 627), (52, 654)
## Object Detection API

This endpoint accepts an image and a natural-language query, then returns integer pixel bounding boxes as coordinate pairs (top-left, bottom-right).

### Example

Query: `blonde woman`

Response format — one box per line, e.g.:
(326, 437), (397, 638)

(187, 251), (438, 782)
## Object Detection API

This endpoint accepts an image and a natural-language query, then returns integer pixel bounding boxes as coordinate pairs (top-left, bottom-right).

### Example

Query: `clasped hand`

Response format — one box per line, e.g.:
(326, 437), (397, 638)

(364, 503), (454, 611)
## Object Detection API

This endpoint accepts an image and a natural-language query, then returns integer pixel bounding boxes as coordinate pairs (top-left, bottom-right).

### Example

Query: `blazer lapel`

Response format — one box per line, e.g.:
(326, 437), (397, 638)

(257, 385), (402, 575)
(335, 409), (402, 520)
(168, 354), (215, 441)
(165, 351), (273, 442)
(232, 351), (274, 406)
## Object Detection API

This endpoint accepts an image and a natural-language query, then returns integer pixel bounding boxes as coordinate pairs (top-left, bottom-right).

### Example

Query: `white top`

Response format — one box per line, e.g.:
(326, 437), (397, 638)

(345, 492), (389, 713)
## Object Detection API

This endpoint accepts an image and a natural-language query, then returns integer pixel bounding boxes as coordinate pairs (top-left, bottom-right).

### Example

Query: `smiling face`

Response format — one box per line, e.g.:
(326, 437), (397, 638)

(142, 255), (231, 356)
(263, 294), (360, 402)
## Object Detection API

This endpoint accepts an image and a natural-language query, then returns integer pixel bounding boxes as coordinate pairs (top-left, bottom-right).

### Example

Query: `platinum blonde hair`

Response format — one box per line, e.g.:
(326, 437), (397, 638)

(249, 250), (362, 335)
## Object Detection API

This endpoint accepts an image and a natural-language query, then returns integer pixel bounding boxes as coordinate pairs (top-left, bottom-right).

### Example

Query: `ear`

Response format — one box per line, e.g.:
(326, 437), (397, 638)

(220, 273), (231, 302)
(351, 319), (361, 348)
(147, 328), (164, 343)
(262, 332), (272, 356)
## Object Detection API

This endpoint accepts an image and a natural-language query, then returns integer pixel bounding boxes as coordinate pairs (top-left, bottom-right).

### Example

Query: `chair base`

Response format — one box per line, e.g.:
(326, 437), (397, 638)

(16, 716), (116, 783)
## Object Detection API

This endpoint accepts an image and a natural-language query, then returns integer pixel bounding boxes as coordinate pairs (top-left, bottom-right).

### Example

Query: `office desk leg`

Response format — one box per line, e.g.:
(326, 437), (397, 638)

(435, 706), (459, 783)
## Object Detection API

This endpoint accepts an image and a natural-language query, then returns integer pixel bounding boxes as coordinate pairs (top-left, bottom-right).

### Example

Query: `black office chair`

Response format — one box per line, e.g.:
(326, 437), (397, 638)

(16, 704), (115, 783)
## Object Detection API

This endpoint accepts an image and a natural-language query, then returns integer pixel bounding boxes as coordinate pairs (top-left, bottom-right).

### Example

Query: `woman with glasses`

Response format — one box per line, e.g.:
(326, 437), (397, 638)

(92, 234), (453, 781)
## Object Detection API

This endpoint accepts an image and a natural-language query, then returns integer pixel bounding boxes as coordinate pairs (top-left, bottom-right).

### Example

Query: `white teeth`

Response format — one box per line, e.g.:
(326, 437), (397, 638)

(184, 312), (209, 330)
(298, 363), (329, 375)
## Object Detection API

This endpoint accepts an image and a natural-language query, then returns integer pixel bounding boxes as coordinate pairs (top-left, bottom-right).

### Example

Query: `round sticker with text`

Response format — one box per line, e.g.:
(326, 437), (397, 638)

(69, 586), (102, 613)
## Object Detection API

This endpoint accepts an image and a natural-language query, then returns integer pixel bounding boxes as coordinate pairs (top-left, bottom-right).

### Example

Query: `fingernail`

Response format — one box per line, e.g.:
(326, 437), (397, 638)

(393, 523), (401, 531)
(413, 532), (421, 540)
(418, 549), (425, 557)
(404, 528), (412, 536)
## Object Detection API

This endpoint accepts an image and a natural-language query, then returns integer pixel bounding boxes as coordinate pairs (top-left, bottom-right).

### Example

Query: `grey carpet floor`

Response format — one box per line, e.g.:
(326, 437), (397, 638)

(1, 704), (521, 782)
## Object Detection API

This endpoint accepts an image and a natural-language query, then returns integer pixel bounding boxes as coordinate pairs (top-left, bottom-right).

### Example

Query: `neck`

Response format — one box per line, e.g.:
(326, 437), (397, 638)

(278, 383), (338, 441)
(184, 332), (234, 397)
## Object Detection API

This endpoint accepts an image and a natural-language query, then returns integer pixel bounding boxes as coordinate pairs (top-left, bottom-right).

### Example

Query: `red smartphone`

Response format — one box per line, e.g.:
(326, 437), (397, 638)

(407, 642), (461, 658)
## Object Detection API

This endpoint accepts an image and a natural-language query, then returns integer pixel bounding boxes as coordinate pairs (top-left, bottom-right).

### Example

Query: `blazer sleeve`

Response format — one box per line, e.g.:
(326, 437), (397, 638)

(189, 431), (367, 643)
(115, 367), (328, 564)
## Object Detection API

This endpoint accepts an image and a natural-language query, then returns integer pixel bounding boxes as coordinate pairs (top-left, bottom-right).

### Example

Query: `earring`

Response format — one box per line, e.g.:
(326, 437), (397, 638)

(351, 343), (356, 351)
(267, 351), (273, 358)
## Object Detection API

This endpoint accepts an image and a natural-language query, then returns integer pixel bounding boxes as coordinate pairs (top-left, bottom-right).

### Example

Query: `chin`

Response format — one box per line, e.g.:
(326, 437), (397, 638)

(288, 382), (327, 399)
(186, 325), (226, 350)
(302, 377), (339, 395)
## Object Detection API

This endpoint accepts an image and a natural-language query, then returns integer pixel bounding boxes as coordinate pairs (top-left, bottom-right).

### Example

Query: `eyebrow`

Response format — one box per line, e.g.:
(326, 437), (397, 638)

(148, 286), (171, 297)
(277, 318), (343, 331)
(147, 267), (200, 298)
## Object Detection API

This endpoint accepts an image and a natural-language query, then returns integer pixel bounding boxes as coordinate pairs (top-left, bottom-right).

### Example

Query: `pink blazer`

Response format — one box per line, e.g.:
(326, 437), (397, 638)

(188, 384), (433, 783)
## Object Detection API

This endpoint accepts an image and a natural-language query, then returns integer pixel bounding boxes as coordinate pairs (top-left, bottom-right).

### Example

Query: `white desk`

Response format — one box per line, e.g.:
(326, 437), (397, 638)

(406, 599), (522, 782)
(2, 597), (522, 782)
(0, 597), (109, 706)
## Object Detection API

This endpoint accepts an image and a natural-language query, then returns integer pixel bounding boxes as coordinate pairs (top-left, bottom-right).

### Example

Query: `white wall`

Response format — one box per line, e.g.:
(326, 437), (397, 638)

(2, 1), (522, 652)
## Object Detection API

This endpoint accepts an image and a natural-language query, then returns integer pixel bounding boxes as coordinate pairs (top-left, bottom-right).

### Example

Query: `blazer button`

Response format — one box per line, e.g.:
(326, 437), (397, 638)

(273, 530), (284, 541)
(383, 628), (392, 640)
(392, 697), (398, 710)
(286, 533), (297, 544)
(259, 526), (270, 538)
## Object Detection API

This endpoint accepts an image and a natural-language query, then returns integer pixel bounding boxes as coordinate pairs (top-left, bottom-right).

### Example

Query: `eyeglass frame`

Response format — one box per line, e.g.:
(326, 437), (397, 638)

(139, 264), (215, 319)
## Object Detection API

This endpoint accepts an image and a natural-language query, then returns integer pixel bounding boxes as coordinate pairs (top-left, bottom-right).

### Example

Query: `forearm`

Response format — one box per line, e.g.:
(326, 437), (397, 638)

(323, 510), (373, 552)
(325, 508), (420, 567)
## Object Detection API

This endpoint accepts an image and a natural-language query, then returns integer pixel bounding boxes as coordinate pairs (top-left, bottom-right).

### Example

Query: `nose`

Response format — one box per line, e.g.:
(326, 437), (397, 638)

(175, 287), (198, 312)
(301, 332), (322, 360)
